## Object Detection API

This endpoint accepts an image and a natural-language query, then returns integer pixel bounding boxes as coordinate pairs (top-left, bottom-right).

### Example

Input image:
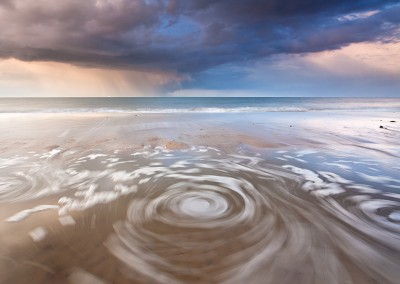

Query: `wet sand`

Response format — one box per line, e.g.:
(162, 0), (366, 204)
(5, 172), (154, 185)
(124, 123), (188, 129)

(1, 112), (400, 283)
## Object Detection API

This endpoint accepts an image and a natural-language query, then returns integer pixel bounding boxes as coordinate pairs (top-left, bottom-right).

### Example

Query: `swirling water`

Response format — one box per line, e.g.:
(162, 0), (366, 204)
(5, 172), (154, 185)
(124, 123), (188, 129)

(1, 143), (400, 284)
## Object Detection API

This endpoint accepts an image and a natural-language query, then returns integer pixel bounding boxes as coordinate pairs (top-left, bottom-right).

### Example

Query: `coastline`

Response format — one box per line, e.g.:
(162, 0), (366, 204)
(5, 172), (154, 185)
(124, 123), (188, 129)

(1, 111), (400, 283)
(1, 111), (399, 151)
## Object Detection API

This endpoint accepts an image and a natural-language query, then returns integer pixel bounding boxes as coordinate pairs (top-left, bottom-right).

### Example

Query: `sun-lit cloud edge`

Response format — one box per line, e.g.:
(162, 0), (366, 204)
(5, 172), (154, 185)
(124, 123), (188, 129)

(174, 41), (400, 97)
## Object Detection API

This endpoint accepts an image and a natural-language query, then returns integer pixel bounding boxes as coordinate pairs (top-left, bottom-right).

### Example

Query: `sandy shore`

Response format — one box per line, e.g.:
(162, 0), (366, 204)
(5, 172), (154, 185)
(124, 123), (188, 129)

(1, 111), (400, 284)
(0, 111), (399, 152)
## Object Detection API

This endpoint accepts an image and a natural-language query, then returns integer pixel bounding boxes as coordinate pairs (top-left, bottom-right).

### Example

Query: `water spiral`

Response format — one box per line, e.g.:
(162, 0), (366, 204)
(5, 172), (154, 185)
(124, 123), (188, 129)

(2, 146), (399, 283)
(105, 151), (400, 284)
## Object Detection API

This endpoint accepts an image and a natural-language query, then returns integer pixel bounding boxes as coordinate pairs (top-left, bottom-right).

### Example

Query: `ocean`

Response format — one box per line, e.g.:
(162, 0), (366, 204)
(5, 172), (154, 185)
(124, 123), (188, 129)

(1, 97), (400, 113)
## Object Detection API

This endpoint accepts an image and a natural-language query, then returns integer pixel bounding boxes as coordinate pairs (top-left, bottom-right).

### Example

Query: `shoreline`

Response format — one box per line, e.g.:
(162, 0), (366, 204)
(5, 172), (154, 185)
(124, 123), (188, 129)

(0, 111), (398, 154)
(1, 111), (400, 283)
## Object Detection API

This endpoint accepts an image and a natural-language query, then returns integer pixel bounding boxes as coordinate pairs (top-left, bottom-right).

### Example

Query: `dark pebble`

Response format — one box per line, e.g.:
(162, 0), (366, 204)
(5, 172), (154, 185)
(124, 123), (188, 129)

(379, 125), (384, 129)
(390, 120), (396, 122)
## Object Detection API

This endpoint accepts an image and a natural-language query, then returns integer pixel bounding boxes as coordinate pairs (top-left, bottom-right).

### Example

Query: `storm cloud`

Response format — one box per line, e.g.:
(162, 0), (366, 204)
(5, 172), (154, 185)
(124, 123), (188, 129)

(0, 0), (399, 75)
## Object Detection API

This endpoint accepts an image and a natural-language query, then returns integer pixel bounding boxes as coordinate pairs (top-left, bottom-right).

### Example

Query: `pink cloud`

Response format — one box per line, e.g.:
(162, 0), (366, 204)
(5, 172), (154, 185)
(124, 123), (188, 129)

(0, 59), (184, 97)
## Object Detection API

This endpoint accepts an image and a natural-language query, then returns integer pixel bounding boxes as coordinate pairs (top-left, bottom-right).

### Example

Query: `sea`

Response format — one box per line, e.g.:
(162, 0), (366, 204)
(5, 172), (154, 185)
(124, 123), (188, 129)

(0, 97), (400, 113)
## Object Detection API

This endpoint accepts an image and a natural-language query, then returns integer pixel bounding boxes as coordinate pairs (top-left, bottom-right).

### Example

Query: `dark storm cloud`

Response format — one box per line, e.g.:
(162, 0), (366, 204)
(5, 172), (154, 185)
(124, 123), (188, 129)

(0, 0), (14, 9)
(170, 0), (389, 18)
(0, 0), (399, 73)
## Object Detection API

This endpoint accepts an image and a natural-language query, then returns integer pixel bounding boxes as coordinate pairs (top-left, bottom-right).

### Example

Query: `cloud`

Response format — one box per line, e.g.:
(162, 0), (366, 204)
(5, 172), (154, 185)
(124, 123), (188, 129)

(0, 0), (399, 83)
(242, 42), (400, 97)
(167, 89), (267, 97)
(0, 0), (14, 9)
(0, 58), (184, 97)
(169, 0), (394, 18)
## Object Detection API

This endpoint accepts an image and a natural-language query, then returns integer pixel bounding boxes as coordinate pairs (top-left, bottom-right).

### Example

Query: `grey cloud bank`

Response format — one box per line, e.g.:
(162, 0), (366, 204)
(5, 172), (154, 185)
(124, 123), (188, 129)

(0, 0), (399, 74)
(1, 0), (400, 97)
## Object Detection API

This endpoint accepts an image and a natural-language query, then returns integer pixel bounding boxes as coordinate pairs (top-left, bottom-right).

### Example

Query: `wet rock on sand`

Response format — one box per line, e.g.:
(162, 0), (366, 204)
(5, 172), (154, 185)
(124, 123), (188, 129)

(165, 140), (188, 150)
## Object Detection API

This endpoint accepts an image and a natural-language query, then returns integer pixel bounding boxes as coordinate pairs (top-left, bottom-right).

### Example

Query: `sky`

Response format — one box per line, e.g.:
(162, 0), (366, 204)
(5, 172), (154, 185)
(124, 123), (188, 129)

(0, 0), (399, 97)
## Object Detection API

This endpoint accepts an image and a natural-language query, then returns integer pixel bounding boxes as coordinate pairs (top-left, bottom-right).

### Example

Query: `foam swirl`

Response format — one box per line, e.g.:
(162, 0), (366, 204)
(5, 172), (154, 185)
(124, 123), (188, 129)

(2, 147), (400, 283)
(106, 157), (286, 283)
(0, 160), (49, 202)
(105, 152), (400, 284)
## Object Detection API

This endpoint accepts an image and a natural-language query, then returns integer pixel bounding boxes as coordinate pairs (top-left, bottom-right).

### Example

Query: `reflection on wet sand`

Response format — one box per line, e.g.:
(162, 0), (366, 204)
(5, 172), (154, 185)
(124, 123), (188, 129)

(1, 112), (400, 283)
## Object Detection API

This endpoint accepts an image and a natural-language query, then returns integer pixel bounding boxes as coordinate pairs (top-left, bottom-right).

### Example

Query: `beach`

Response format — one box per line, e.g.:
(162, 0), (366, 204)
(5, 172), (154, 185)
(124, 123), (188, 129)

(2, 0), (400, 281)
(1, 103), (400, 283)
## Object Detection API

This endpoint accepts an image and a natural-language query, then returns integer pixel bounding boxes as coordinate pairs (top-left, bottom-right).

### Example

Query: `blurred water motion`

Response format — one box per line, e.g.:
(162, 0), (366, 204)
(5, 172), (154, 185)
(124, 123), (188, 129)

(1, 143), (400, 284)
(1, 106), (400, 283)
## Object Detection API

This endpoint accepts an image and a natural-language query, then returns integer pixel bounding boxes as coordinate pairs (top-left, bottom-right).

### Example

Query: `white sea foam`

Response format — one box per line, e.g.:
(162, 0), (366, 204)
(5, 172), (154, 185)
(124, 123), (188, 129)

(6, 205), (59, 222)
(87, 154), (108, 160)
(323, 162), (352, 171)
(388, 212), (400, 222)
(2, 144), (400, 283)
(59, 215), (76, 226)
(318, 171), (352, 184)
(357, 172), (400, 184)
(29, 227), (47, 242)
(40, 148), (61, 159)
(295, 150), (318, 157)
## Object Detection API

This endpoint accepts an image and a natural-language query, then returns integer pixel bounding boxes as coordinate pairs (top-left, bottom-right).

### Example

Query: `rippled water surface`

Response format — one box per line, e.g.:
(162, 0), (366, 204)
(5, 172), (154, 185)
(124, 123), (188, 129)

(1, 112), (400, 284)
